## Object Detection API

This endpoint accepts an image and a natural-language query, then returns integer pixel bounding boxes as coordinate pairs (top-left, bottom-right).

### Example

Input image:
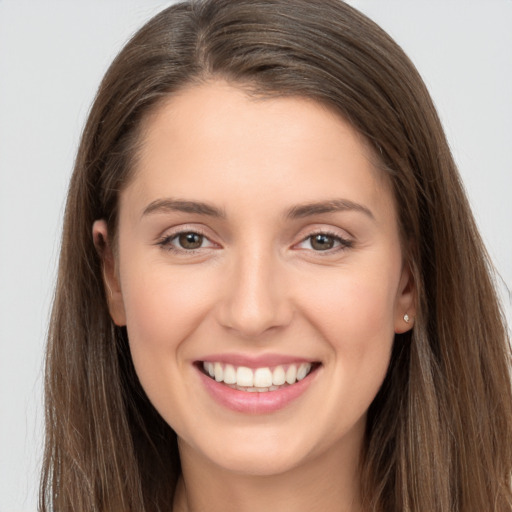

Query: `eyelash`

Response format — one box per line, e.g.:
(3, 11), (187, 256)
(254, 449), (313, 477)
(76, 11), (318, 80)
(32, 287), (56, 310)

(296, 231), (353, 254)
(156, 229), (215, 254)
(156, 229), (353, 255)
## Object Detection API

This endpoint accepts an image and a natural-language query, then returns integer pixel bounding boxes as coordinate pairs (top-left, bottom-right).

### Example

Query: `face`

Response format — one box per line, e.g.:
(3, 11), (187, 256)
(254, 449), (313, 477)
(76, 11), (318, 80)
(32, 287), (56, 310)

(94, 81), (414, 477)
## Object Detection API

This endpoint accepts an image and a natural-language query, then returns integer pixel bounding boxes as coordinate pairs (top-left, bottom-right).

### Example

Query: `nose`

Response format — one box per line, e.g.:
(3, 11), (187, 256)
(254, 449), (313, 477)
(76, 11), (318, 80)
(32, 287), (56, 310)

(216, 247), (293, 339)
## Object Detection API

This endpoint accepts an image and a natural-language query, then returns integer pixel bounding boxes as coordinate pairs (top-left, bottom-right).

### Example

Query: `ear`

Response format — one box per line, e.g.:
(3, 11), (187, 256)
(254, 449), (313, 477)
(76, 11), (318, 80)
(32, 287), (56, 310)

(394, 262), (416, 334)
(92, 220), (126, 326)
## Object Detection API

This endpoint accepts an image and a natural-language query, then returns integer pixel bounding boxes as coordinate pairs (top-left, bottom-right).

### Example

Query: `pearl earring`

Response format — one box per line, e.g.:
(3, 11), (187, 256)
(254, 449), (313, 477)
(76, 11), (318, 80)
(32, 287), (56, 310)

(403, 313), (410, 323)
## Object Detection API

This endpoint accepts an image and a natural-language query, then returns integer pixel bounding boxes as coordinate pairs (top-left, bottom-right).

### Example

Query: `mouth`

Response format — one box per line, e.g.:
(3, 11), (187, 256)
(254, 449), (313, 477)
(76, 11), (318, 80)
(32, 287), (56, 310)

(199, 361), (320, 393)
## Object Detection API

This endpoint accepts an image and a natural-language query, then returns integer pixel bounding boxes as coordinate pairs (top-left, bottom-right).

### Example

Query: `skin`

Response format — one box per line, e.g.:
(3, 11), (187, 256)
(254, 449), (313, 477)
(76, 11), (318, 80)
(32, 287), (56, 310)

(94, 80), (415, 512)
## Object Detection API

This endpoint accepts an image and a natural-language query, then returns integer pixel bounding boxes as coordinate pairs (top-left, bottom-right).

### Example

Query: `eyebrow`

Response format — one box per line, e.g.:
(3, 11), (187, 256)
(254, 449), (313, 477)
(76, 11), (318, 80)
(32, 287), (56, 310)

(141, 197), (374, 221)
(285, 199), (375, 220)
(142, 198), (226, 218)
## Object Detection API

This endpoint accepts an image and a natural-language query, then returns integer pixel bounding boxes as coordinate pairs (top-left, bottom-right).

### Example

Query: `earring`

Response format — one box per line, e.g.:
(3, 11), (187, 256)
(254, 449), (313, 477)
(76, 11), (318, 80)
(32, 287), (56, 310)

(403, 313), (410, 323)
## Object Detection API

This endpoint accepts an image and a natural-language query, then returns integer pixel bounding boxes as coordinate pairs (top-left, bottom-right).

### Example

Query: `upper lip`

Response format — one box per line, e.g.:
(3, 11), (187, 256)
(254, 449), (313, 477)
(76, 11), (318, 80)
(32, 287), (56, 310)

(197, 353), (319, 368)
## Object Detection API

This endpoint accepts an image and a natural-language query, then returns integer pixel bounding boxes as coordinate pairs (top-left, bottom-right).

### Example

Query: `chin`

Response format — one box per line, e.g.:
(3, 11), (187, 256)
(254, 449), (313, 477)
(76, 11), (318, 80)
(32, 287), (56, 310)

(180, 423), (331, 478)
(208, 446), (308, 477)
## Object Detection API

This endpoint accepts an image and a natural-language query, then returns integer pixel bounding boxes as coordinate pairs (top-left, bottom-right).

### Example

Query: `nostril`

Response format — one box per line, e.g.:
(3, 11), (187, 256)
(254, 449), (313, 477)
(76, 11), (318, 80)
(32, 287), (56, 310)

(218, 301), (294, 339)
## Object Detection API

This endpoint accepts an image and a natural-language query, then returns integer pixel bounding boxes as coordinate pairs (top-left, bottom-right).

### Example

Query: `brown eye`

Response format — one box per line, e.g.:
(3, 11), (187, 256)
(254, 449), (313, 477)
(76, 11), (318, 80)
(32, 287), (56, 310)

(178, 232), (204, 250)
(310, 234), (336, 251)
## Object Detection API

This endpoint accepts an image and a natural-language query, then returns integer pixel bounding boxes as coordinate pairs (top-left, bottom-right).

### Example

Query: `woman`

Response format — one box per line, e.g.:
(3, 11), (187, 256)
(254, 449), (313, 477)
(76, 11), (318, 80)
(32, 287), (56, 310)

(40, 1), (512, 510)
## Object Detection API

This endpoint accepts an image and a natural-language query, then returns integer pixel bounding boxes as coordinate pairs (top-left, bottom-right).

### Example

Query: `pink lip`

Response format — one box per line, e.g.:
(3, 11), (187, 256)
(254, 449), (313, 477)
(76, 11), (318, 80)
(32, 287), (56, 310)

(196, 363), (319, 414)
(199, 352), (313, 368)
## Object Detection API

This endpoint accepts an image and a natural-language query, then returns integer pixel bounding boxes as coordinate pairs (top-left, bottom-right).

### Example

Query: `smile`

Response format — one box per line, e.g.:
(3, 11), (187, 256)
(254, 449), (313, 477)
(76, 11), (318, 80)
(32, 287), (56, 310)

(197, 359), (320, 414)
(202, 361), (314, 392)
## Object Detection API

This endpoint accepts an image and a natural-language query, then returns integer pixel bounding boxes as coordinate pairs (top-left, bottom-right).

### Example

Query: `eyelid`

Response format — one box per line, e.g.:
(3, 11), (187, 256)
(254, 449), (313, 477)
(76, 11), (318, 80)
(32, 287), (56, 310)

(155, 224), (221, 253)
(154, 224), (353, 255)
(292, 227), (354, 253)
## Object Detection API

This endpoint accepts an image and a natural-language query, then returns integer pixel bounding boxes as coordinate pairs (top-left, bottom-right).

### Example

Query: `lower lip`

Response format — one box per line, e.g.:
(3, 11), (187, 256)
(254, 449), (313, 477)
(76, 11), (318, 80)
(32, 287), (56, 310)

(197, 366), (318, 414)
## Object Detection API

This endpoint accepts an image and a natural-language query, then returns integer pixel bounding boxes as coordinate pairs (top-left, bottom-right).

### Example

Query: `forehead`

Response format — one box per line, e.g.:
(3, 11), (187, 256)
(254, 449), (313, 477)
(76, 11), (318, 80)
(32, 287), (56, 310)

(138, 80), (376, 165)
(124, 80), (394, 221)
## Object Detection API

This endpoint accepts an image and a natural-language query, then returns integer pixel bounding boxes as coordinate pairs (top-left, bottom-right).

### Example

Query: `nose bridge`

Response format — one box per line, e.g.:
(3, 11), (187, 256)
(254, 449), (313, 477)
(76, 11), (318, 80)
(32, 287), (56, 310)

(219, 241), (291, 337)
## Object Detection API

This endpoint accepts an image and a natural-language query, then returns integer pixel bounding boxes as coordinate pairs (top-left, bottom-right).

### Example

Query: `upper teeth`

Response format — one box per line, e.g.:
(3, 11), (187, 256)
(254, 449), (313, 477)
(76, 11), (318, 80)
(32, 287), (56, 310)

(203, 362), (312, 388)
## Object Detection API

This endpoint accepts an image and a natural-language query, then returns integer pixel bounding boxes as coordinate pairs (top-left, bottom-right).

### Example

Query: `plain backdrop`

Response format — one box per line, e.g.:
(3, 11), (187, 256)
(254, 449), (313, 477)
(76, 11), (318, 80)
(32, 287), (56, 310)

(0, 1), (511, 510)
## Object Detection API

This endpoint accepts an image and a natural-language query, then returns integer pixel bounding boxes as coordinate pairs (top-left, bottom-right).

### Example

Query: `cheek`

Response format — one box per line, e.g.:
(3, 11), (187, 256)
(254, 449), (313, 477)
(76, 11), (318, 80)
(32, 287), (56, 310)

(298, 264), (399, 400)
(119, 263), (217, 390)
(302, 269), (398, 345)
(327, 286), (395, 383)
(121, 262), (210, 337)
(118, 267), (221, 433)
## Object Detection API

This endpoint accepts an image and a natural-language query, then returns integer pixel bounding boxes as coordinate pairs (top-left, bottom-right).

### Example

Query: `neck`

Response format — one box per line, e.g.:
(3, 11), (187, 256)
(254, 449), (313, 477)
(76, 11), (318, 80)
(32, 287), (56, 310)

(172, 435), (364, 512)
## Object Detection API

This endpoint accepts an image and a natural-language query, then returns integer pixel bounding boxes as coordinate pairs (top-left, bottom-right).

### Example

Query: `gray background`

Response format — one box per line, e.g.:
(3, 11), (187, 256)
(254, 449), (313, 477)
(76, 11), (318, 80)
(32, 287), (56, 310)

(1, 1), (511, 510)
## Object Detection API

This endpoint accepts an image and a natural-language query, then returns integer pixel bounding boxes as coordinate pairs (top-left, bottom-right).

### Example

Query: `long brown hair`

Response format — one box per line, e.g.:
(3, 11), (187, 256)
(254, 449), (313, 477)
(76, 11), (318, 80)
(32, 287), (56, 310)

(40, 1), (512, 510)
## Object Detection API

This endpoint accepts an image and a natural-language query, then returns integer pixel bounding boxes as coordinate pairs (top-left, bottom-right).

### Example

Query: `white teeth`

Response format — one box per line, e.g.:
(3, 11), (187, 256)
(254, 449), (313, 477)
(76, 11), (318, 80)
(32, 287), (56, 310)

(254, 368), (273, 387)
(223, 364), (236, 384)
(285, 365), (297, 384)
(297, 363), (311, 381)
(202, 361), (315, 390)
(214, 362), (223, 382)
(272, 366), (286, 386)
(236, 366), (254, 387)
